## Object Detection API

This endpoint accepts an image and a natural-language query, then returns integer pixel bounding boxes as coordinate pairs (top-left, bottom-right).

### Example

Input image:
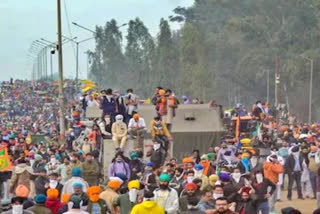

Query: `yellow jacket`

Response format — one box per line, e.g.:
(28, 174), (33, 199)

(131, 201), (165, 214)
(149, 120), (171, 139)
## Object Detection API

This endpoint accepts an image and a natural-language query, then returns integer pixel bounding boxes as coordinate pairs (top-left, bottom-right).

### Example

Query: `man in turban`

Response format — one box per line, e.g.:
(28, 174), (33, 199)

(113, 180), (140, 214)
(62, 168), (89, 195)
(235, 187), (259, 214)
(100, 180), (120, 214)
(111, 114), (127, 150)
(179, 182), (199, 212)
(27, 194), (52, 214)
(45, 188), (62, 214)
(154, 173), (179, 214)
(70, 183), (89, 208)
(87, 186), (109, 214)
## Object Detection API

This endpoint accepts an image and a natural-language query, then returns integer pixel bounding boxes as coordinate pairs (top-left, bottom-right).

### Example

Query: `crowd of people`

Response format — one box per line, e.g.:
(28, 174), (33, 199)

(0, 80), (320, 214)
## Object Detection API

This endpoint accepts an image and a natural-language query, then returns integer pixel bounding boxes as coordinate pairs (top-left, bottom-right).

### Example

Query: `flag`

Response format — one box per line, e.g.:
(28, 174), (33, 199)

(0, 147), (12, 171)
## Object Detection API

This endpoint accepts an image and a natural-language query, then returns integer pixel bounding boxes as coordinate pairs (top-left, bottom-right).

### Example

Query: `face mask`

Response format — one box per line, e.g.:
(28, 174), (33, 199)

(105, 118), (111, 124)
(116, 119), (122, 124)
(129, 188), (138, 203)
(213, 193), (224, 199)
(232, 173), (241, 183)
(256, 173), (263, 183)
(49, 179), (58, 188)
(251, 157), (258, 166)
(12, 205), (23, 214)
(153, 144), (160, 150)
(187, 176), (194, 183)
(159, 184), (168, 190)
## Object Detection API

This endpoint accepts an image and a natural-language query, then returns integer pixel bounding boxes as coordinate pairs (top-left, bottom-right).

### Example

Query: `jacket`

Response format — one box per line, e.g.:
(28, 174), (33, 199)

(100, 96), (116, 114)
(130, 200), (165, 214)
(149, 120), (171, 139)
(114, 193), (136, 214)
(129, 159), (144, 180)
(61, 176), (89, 194)
(10, 163), (35, 197)
(234, 194), (259, 214)
(87, 199), (109, 214)
(150, 149), (165, 168)
(111, 122), (127, 138)
(108, 161), (131, 179)
(100, 187), (119, 214)
(45, 198), (63, 214)
(309, 154), (320, 173)
(285, 154), (303, 174)
(35, 176), (49, 195)
(252, 178), (276, 203)
(27, 204), (53, 214)
(154, 187), (179, 214)
(179, 195), (200, 212)
(262, 161), (283, 184)
(80, 160), (100, 186)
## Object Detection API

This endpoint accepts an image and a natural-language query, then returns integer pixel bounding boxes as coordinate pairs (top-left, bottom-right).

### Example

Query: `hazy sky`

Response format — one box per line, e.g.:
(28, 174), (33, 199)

(0, 0), (193, 81)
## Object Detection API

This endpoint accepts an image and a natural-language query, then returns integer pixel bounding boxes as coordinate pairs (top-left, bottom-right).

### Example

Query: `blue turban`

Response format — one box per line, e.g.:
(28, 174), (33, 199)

(34, 194), (46, 204)
(72, 182), (83, 189)
(194, 164), (203, 170)
(71, 167), (81, 177)
(219, 172), (231, 182)
(115, 173), (128, 181)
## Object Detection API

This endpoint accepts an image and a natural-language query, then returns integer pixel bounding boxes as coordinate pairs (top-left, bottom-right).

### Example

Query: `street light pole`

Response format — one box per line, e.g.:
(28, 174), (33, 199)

(57, 0), (65, 141)
(267, 69), (270, 104)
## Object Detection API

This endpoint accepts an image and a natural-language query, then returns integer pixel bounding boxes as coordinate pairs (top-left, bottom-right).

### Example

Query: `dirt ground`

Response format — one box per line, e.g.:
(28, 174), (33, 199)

(275, 191), (317, 214)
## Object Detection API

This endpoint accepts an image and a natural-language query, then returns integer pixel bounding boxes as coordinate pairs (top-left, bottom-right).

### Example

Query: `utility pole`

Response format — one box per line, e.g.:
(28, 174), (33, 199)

(57, 0), (65, 141)
(275, 56), (280, 107)
(309, 59), (313, 124)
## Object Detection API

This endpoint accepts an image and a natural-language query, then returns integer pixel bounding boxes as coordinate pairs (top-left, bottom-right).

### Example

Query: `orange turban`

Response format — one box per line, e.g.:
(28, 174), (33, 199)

(182, 157), (193, 164)
(108, 180), (121, 190)
(47, 188), (59, 199)
(87, 186), (101, 203)
(61, 193), (70, 204)
(15, 185), (29, 198)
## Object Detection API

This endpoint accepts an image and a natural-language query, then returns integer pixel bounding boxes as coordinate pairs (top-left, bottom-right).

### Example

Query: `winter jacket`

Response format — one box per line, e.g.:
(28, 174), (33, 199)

(129, 159), (144, 180)
(285, 154), (303, 174)
(71, 192), (89, 206)
(309, 154), (320, 173)
(108, 161), (131, 179)
(10, 163), (35, 197)
(61, 176), (89, 194)
(32, 161), (46, 174)
(100, 96), (116, 115)
(87, 199), (109, 214)
(45, 198), (63, 214)
(149, 120), (171, 139)
(262, 161), (283, 184)
(27, 204), (52, 214)
(179, 195), (200, 212)
(169, 174), (184, 194)
(35, 176), (49, 195)
(234, 194), (259, 214)
(111, 122), (127, 138)
(150, 149), (165, 168)
(114, 193), (136, 214)
(100, 187), (119, 214)
(154, 187), (179, 214)
(80, 160), (100, 186)
(130, 200), (165, 214)
(252, 178), (276, 203)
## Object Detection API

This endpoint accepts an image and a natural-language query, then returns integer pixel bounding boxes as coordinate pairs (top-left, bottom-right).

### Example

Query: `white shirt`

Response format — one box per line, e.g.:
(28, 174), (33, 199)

(128, 118), (146, 130)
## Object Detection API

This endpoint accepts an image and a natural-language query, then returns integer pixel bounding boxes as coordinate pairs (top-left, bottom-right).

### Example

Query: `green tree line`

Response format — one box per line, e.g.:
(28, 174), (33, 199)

(88, 0), (320, 121)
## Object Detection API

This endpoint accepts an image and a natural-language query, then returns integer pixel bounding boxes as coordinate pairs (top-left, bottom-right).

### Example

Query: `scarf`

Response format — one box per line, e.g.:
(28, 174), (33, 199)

(200, 160), (210, 176)
(241, 158), (249, 173)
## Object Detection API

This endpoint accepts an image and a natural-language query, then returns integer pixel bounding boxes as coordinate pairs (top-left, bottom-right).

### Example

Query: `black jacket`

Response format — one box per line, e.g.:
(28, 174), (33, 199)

(235, 194), (259, 214)
(285, 154), (303, 174)
(252, 178), (276, 203)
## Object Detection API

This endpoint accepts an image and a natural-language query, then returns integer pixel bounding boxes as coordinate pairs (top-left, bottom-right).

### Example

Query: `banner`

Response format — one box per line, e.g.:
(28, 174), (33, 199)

(0, 147), (12, 171)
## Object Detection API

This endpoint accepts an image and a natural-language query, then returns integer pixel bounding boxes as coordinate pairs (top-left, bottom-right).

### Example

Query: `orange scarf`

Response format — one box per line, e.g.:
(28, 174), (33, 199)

(200, 160), (210, 176)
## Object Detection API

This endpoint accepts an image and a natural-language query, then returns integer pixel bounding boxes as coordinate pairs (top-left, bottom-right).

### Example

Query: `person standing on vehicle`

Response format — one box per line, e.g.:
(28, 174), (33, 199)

(149, 116), (172, 153)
